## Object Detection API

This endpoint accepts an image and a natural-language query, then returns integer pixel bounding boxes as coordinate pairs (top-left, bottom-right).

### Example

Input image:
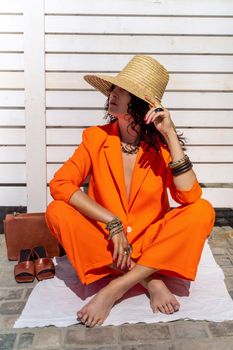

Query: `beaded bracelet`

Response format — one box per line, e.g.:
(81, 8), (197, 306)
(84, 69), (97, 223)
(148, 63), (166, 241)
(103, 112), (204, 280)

(169, 154), (190, 169)
(105, 217), (122, 231)
(106, 217), (124, 240)
(168, 154), (193, 176)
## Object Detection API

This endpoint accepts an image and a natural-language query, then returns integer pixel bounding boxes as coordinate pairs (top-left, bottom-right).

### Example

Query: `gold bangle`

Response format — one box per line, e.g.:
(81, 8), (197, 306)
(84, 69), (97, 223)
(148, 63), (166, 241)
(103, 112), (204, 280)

(169, 155), (189, 169)
(105, 217), (122, 231)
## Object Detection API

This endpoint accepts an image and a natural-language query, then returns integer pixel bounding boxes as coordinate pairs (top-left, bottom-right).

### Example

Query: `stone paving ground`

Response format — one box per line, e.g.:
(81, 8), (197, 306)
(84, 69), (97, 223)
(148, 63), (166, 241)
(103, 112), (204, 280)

(1, 211), (233, 350)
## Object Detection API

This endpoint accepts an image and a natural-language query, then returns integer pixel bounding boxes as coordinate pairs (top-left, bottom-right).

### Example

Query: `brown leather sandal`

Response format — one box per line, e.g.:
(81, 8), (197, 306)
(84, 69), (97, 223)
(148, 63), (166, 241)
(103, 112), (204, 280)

(33, 246), (55, 281)
(14, 249), (35, 283)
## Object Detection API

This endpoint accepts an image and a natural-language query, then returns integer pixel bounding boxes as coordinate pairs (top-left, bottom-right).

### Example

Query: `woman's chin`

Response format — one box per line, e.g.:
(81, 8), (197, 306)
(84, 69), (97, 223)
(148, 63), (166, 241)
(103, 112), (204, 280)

(108, 108), (118, 116)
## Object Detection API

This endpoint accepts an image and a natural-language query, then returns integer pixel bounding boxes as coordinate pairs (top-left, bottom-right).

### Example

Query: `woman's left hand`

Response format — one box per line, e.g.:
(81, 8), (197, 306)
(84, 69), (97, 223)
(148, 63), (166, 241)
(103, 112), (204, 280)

(144, 96), (176, 137)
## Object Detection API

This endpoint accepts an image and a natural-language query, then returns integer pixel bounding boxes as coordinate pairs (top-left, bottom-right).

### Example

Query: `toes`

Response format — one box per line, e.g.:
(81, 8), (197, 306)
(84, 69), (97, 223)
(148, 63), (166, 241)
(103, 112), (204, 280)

(150, 301), (159, 313)
(77, 311), (83, 319)
(173, 303), (180, 312)
(81, 313), (88, 324)
(171, 300), (180, 312)
(158, 304), (166, 314)
(163, 304), (171, 314)
(158, 302), (180, 314)
(158, 304), (171, 314)
(87, 317), (103, 328)
(89, 319), (96, 328)
(166, 303), (175, 314)
(85, 316), (93, 327)
(89, 318), (99, 328)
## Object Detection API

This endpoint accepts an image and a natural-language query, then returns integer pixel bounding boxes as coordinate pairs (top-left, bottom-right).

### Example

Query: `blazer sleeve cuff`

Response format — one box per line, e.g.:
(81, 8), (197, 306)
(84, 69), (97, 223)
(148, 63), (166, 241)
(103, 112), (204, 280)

(50, 183), (81, 203)
(170, 179), (202, 205)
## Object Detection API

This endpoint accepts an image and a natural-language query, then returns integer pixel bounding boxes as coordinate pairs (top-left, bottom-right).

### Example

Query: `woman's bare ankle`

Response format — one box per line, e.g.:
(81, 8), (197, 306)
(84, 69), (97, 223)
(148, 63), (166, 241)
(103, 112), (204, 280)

(108, 260), (157, 292)
(128, 260), (153, 290)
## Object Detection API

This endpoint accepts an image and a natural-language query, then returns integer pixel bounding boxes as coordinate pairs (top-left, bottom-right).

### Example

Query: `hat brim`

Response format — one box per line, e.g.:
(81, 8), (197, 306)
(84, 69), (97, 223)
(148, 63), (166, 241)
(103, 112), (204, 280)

(84, 74), (116, 97)
(84, 74), (162, 108)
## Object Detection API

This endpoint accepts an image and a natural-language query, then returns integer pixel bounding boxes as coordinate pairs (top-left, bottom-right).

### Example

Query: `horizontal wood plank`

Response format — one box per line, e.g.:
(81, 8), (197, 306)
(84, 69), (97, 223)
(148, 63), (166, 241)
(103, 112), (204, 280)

(0, 187), (26, 206)
(46, 35), (233, 54)
(0, 91), (24, 107)
(2, 185), (230, 209)
(46, 72), (233, 91)
(46, 54), (233, 73)
(46, 128), (233, 145)
(46, 186), (233, 208)
(0, 72), (24, 88)
(0, 34), (23, 51)
(181, 129), (233, 145)
(45, 0), (233, 16)
(0, 0), (23, 13)
(168, 188), (233, 208)
(0, 129), (25, 145)
(193, 164), (233, 182)
(0, 146), (25, 162)
(45, 16), (233, 35)
(0, 53), (23, 70)
(46, 91), (233, 109)
(186, 146), (233, 162)
(46, 109), (106, 126)
(46, 163), (233, 184)
(0, 15), (23, 32)
(46, 110), (233, 128)
(0, 164), (25, 183)
(0, 110), (25, 126)
(171, 111), (233, 127)
(46, 145), (233, 163)
(46, 128), (82, 145)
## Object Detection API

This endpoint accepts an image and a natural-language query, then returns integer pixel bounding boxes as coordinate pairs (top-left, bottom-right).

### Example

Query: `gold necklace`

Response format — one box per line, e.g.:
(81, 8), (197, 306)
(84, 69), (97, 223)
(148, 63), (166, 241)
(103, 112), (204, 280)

(121, 142), (139, 155)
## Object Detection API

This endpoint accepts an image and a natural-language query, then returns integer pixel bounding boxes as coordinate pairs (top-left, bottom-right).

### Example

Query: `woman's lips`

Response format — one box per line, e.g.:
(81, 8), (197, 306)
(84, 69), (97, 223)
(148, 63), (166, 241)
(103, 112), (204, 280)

(109, 101), (117, 106)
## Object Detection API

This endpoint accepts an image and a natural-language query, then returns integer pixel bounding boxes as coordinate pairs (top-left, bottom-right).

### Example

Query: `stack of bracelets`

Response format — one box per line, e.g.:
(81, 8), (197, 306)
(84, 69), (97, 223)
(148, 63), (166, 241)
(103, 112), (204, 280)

(106, 217), (124, 241)
(168, 154), (193, 176)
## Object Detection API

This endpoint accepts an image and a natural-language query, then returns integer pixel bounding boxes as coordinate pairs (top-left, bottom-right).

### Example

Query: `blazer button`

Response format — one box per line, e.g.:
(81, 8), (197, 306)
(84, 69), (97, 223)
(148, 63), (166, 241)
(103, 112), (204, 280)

(126, 226), (132, 233)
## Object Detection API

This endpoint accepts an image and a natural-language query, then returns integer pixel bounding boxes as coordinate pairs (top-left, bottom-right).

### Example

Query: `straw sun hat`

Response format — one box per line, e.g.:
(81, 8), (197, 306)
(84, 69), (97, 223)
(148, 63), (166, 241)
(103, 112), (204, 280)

(84, 55), (169, 108)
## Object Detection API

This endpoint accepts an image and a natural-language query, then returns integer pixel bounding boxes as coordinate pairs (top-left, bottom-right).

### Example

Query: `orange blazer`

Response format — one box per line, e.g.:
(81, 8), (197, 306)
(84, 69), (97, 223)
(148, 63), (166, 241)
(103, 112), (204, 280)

(49, 121), (202, 254)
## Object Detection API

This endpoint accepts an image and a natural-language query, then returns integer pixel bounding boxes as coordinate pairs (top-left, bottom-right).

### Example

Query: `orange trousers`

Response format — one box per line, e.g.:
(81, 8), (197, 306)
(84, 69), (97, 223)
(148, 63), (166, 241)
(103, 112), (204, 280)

(45, 198), (215, 285)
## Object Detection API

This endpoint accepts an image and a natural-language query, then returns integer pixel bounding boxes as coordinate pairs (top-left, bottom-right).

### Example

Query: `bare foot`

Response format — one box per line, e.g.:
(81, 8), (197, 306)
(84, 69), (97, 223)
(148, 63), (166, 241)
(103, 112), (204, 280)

(77, 280), (122, 327)
(146, 278), (180, 314)
(128, 260), (180, 314)
(107, 260), (180, 316)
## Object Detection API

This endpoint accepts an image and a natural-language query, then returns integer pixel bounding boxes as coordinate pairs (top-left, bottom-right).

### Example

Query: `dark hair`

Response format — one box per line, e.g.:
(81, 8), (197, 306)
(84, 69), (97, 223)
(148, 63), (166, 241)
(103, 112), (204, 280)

(104, 85), (186, 152)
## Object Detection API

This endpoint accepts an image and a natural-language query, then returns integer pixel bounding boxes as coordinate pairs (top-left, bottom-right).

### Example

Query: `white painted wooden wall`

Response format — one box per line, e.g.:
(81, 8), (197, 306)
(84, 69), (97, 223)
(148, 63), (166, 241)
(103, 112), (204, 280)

(0, 0), (233, 211)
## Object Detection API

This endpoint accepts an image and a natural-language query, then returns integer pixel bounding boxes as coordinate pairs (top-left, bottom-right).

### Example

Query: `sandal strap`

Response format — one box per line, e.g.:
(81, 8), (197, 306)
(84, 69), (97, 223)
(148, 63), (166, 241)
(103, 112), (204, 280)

(14, 261), (34, 277)
(34, 257), (55, 275)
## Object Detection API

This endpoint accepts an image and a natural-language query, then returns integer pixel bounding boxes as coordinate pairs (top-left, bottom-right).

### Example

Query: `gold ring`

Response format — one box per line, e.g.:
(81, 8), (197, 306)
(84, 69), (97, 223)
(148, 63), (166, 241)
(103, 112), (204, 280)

(123, 249), (129, 255)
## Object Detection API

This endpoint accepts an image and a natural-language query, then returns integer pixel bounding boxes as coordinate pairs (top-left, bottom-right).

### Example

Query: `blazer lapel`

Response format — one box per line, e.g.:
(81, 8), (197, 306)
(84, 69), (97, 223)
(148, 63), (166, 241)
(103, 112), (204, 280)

(128, 143), (157, 210)
(103, 122), (128, 213)
(102, 122), (158, 212)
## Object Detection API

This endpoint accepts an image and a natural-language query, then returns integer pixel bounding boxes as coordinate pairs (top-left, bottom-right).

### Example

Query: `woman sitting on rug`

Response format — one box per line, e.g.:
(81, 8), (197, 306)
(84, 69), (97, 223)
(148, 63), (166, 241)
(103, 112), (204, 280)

(45, 55), (215, 328)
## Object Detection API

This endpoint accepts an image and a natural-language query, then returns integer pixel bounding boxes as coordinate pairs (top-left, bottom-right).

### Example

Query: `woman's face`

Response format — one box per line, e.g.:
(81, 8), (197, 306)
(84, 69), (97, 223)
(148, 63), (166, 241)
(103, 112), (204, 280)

(108, 85), (131, 118)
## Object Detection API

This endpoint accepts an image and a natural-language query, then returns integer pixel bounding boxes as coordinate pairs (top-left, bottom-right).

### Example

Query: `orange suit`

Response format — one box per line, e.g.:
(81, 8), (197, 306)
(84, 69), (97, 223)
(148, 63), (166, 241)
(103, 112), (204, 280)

(46, 121), (215, 285)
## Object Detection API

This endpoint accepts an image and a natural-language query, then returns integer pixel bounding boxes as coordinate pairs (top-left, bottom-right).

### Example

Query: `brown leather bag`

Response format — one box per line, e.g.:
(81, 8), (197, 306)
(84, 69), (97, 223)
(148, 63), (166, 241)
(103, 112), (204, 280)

(3, 212), (60, 260)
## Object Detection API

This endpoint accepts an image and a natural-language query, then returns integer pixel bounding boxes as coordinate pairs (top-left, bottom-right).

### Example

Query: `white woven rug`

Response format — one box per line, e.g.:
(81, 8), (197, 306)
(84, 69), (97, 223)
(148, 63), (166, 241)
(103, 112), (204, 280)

(14, 242), (233, 328)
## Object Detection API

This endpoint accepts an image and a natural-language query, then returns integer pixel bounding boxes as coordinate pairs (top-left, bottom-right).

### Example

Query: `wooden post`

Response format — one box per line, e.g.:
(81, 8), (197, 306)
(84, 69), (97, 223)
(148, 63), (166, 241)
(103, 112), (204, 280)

(24, 0), (47, 211)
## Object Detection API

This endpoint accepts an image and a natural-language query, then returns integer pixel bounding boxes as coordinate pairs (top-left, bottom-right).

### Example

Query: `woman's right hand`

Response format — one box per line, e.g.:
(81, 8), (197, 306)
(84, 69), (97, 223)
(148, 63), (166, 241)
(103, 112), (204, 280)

(111, 230), (131, 270)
